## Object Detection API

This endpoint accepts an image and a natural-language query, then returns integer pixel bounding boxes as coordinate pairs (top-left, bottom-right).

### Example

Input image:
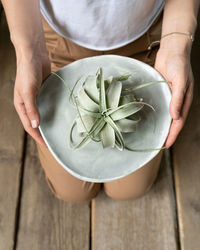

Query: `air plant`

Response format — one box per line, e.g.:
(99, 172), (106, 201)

(52, 67), (167, 152)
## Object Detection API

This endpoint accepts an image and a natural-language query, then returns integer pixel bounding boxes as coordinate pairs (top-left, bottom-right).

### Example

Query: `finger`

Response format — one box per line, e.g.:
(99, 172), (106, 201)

(164, 80), (193, 148)
(169, 76), (189, 120)
(164, 119), (183, 148)
(14, 92), (47, 147)
(19, 105), (47, 147)
(181, 73), (194, 119)
(21, 88), (40, 129)
(170, 65), (192, 120)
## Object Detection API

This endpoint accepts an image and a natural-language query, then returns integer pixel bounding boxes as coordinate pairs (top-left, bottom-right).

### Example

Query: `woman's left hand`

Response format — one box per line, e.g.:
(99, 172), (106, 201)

(154, 44), (194, 148)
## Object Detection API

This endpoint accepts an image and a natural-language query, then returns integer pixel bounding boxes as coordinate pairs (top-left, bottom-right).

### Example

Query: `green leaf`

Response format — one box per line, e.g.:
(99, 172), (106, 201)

(128, 113), (141, 121)
(104, 76), (113, 90)
(70, 117), (105, 149)
(108, 102), (144, 121)
(97, 67), (107, 112)
(73, 97), (100, 143)
(76, 114), (96, 134)
(69, 76), (83, 104)
(106, 79), (122, 109)
(115, 118), (139, 133)
(119, 93), (137, 105)
(83, 75), (99, 103)
(113, 73), (131, 81)
(77, 87), (99, 112)
(108, 101), (155, 121)
(77, 105), (101, 118)
(100, 123), (115, 148)
(122, 80), (167, 93)
(104, 116), (125, 150)
(125, 145), (167, 152)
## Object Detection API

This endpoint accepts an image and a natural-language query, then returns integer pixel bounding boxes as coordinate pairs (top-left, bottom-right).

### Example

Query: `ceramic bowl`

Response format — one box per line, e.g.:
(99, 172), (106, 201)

(37, 54), (172, 182)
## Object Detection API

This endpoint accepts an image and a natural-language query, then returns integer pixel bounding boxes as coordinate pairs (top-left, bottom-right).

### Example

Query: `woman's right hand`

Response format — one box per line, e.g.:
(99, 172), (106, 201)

(14, 47), (51, 147)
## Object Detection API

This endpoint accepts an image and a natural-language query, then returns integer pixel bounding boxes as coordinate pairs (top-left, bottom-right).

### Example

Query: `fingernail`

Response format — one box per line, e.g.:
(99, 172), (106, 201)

(31, 120), (38, 128)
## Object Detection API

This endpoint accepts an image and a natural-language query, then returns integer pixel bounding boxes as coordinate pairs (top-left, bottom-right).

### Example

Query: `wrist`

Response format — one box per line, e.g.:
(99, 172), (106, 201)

(14, 39), (48, 63)
(159, 34), (193, 55)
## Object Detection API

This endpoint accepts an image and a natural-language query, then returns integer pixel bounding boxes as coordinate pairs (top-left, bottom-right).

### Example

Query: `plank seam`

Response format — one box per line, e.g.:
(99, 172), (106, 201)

(89, 200), (92, 250)
(13, 132), (27, 250)
(170, 147), (182, 250)
(91, 199), (95, 250)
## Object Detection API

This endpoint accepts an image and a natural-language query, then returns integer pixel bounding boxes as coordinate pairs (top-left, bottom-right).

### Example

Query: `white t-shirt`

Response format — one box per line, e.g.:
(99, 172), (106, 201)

(40, 0), (164, 51)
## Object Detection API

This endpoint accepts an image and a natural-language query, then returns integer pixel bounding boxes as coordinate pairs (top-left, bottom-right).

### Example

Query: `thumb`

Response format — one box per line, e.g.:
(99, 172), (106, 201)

(22, 89), (40, 128)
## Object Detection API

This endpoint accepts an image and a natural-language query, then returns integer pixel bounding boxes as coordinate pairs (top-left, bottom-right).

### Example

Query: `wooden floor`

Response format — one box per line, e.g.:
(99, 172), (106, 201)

(0, 8), (200, 250)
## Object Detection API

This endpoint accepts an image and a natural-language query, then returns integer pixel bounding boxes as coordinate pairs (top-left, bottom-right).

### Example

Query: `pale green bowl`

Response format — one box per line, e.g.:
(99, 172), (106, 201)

(37, 55), (171, 183)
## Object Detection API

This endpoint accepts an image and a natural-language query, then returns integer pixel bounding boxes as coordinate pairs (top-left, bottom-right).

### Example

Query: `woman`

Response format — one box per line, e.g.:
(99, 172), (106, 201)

(2, 0), (199, 202)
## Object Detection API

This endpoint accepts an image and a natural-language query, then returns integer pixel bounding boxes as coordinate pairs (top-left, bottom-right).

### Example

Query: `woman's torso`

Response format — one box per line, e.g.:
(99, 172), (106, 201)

(40, 0), (165, 51)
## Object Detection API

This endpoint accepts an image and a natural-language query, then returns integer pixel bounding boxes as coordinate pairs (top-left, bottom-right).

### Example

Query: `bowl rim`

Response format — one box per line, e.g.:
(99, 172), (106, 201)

(38, 54), (172, 182)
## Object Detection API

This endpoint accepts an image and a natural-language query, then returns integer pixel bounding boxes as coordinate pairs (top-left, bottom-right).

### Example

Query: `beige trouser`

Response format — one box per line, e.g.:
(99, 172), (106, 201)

(36, 10), (164, 203)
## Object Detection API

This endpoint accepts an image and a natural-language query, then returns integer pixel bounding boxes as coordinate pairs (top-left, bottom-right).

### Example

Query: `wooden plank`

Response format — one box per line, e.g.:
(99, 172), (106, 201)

(16, 135), (90, 250)
(172, 14), (200, 250)
(0, 11), (25, 250)
(92, 150), (178, 250)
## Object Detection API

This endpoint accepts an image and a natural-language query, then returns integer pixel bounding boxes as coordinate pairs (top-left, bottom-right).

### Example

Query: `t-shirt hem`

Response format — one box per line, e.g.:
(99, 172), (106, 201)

(40, 1), (164, 51)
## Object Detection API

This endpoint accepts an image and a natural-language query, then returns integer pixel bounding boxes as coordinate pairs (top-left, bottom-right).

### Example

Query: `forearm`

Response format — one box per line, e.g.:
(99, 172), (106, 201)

(160, 0), (200, 53)
(1, 0), (46, 58)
